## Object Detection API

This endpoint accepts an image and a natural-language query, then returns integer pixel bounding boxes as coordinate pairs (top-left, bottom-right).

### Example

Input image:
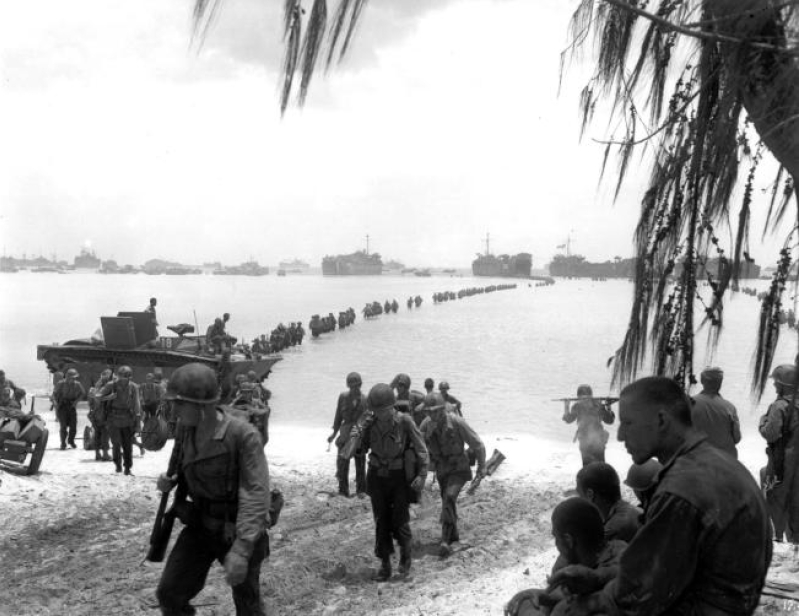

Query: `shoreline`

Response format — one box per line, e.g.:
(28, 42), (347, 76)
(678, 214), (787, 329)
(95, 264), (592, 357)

(1, 414), (796, 614)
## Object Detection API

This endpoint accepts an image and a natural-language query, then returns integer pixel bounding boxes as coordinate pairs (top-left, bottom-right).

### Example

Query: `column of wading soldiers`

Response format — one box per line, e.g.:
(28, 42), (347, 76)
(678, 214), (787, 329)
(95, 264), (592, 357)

(143, 368), (781, 613)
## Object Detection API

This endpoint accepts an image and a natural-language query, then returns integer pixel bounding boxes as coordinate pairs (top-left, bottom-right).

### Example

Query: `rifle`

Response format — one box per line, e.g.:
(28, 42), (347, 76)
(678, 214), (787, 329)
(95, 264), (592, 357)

(467, 448), (506, 495)
(146, 434), (186, 563)
(341, 409), (374, 459)
(552, 397), (619, 404)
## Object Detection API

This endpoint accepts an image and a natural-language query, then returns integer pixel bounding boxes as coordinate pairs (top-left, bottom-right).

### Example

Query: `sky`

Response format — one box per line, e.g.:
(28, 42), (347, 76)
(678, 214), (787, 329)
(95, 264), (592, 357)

(0, 0), (791, 268)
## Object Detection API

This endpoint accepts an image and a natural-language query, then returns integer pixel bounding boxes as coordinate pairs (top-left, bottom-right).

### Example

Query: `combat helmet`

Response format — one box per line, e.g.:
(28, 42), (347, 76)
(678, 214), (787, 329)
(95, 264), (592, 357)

(423, 392), (446, 410)
(117, 365), (133, 379)
(771, 364), (797, 389)
(393, 373), (411, 388)
(438, 380), (450, 392)
(624, 459), (663, 491)
(165, 363), (220, 404)
(346, 372), (362, 387)
(65, 368), (79, 379)
(368, 383), (396, 411)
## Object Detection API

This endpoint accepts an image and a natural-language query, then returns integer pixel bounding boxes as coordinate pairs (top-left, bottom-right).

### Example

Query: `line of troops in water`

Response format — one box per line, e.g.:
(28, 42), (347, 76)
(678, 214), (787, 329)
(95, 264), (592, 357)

(432, 283), (518, 303)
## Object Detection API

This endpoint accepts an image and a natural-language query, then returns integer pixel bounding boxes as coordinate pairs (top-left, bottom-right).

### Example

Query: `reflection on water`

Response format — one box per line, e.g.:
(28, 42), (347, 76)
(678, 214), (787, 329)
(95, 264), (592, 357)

(0, 272), (794, 445)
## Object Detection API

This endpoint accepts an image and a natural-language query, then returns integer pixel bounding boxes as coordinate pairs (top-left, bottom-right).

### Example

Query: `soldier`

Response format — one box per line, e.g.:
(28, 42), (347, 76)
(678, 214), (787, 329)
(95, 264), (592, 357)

(53, 368), (85, 449)
(423, 378), (435, 395)
(392, 373), (425, 418)
(228, 383), (270, 447)
(505, 498), (627, 616)
(207, 318), (226, 355)
(438, 381), (463, 416)
(759, 364), (799, 544)
(356, 383), (428, 581)
(97, 365), (141, 475)
(89, 369), (113, 461)
(0, 370), (19, 399)
(420, 393), (485, 557)
(690, 367), (741, 458)
(327, 372), (368, 497)
(295, 322), (305, 345)
(141, 373), (162, 418)
(155, 363), (270, 616)
(576, 462), (641, 542)
(562, 385), (615, 466)
(145, 297), (159, 338)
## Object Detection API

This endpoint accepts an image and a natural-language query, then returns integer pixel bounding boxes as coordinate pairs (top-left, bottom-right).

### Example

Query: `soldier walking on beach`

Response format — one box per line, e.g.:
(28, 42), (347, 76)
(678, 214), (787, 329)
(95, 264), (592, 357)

(53, 368), (85, 449)
(759, 364), (799, 544)
(562, 385), (615, 466)
(356, 383), (428, 580)
(438, 381), (463, 416)
(392, 373), (425, 418)
(97, 365), (141, 475)
(420, 393), (485, 557)
(327, 372), (368, 497)
(690, 367), (741, 458)
(89, 368), (113, 461)
(155, 363), (270, 616)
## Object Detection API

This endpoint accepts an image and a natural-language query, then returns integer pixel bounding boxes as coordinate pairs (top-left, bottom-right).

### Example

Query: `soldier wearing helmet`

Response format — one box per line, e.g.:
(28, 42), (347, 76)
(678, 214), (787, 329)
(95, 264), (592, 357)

(437, 381), (463, 417)
(759, 363), (799, 543)
(53, 367), (86, 450)
(96, 365), (140, 474)
(419, 392), (485, 557)
(356, 383), (428, 581)
(155, 363), (270, 616)
(562, 384), (615, 466)
(391, 373), (426, 421)
(88, 368), (114, 461)
(328, 372), (368, 497)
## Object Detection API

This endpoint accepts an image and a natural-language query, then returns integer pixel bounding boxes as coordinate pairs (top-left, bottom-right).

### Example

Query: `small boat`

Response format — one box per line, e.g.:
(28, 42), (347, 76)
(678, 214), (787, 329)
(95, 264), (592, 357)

(414, 269), (432, 277)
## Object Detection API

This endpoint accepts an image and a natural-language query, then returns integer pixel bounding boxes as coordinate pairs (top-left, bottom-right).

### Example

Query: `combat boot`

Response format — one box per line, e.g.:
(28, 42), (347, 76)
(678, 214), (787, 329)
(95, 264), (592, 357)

(398, 540), (412, 577)
(95, 451), (102, 461)
(373, 558), (391, 582)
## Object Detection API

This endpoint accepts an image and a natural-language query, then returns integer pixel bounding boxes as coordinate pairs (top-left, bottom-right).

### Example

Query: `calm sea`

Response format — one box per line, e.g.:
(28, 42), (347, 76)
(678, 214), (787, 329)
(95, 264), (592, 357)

(0, 271), (794, 445)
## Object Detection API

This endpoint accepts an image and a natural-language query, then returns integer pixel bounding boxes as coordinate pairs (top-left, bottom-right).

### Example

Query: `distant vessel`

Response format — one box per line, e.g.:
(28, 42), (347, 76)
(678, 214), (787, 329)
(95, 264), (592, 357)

(213, 261), (269, 276)
(383, 259), (405, 272)
(74, 247), (101, 270)
(277, 269), (287, 277)
(414, 269), (432, 277)
(165, 266), (201, 275)
(322, 236), (383, 276)
(278, 258), (310, 273)
(471, 234), (532, 278)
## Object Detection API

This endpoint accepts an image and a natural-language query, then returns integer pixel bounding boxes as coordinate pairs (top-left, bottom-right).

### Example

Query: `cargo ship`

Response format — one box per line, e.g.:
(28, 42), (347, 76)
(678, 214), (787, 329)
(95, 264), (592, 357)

(471, 234), (532, 278)
(213, 261), (269, 276)
(74, 247), (101, 270)
(322, 236), (383, 276)
(278, 258), (310, 273)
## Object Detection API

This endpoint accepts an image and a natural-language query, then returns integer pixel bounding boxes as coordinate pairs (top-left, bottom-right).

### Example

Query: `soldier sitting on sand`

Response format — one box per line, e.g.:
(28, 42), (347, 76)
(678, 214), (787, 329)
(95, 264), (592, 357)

(576, 462), (641, 542)
(505, 498), (626, 616)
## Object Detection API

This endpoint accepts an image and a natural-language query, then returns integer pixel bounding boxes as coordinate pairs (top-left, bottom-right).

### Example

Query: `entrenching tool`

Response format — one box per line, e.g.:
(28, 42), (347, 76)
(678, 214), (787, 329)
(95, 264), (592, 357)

(467, 448), (505, 495)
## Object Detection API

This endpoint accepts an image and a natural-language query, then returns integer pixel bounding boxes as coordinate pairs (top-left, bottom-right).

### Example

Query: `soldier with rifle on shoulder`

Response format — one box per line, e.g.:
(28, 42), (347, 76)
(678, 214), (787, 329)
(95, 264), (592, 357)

(560, 385), (616, 466)
(153, 363), (270, 616)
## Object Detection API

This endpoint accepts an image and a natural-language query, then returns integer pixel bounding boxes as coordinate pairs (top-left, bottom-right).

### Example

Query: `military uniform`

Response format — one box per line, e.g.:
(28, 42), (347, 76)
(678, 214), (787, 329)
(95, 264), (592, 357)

(599, 434), (771, 615)
(563, 399), (615, 466)
(331, 389), (367, 496)
(759, 394), (799, 542)
(362, 407), (428, 574)
(141, 380), (162, 418)
(98, 379), (141, 473)
(54, 378), (85, 448)
(157, 412), (270, 616)
(603, 499), (641, 543)
(691, 391), (741, 458)
(421, 411), (485, 547)
(89, 376), (112, 460)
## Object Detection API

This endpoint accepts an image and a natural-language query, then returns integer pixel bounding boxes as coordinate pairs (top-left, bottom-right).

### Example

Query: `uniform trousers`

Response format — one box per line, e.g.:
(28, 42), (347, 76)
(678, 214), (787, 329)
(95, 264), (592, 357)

(109, 425), (134, 470)
(92, 422), (110, 454)
(56, 402), (77, 446)
(438, 473), (468, 544)
(367, 468), (412, 559)
(157, 525), (268, 616)
(336, 452), (365, 495)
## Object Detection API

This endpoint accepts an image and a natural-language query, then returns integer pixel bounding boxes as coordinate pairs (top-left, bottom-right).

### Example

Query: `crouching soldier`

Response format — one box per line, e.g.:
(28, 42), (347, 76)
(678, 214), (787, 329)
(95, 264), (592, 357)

(420, 393), (485, 557)
(155, 363), (270, 616)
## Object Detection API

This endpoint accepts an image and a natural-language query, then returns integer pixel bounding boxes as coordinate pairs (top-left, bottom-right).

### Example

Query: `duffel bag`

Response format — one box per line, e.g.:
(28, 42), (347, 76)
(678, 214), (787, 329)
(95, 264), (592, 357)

(141, 415), (169, 451)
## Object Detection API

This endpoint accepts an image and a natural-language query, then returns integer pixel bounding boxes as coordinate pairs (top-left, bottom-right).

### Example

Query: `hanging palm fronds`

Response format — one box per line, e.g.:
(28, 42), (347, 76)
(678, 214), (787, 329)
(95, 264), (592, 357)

(566, 0), (799, 395)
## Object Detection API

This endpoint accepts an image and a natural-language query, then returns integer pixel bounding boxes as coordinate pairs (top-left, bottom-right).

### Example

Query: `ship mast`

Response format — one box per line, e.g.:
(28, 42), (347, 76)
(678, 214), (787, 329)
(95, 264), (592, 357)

(366, 234), (370, 256)
(484, 233), (491, 257)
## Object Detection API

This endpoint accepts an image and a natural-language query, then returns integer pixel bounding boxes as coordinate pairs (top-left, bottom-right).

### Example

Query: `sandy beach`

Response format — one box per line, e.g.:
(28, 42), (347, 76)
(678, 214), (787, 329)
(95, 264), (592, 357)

(1, 406), (797, 616)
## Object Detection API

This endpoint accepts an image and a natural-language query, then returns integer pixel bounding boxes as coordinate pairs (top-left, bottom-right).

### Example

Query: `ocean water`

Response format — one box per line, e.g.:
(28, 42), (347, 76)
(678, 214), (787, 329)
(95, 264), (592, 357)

(0, 271), (794, 446)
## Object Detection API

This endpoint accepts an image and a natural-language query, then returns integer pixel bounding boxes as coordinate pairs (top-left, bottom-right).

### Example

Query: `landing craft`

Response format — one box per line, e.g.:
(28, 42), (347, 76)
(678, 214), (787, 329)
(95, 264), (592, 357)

(37, 312), (281, 399)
